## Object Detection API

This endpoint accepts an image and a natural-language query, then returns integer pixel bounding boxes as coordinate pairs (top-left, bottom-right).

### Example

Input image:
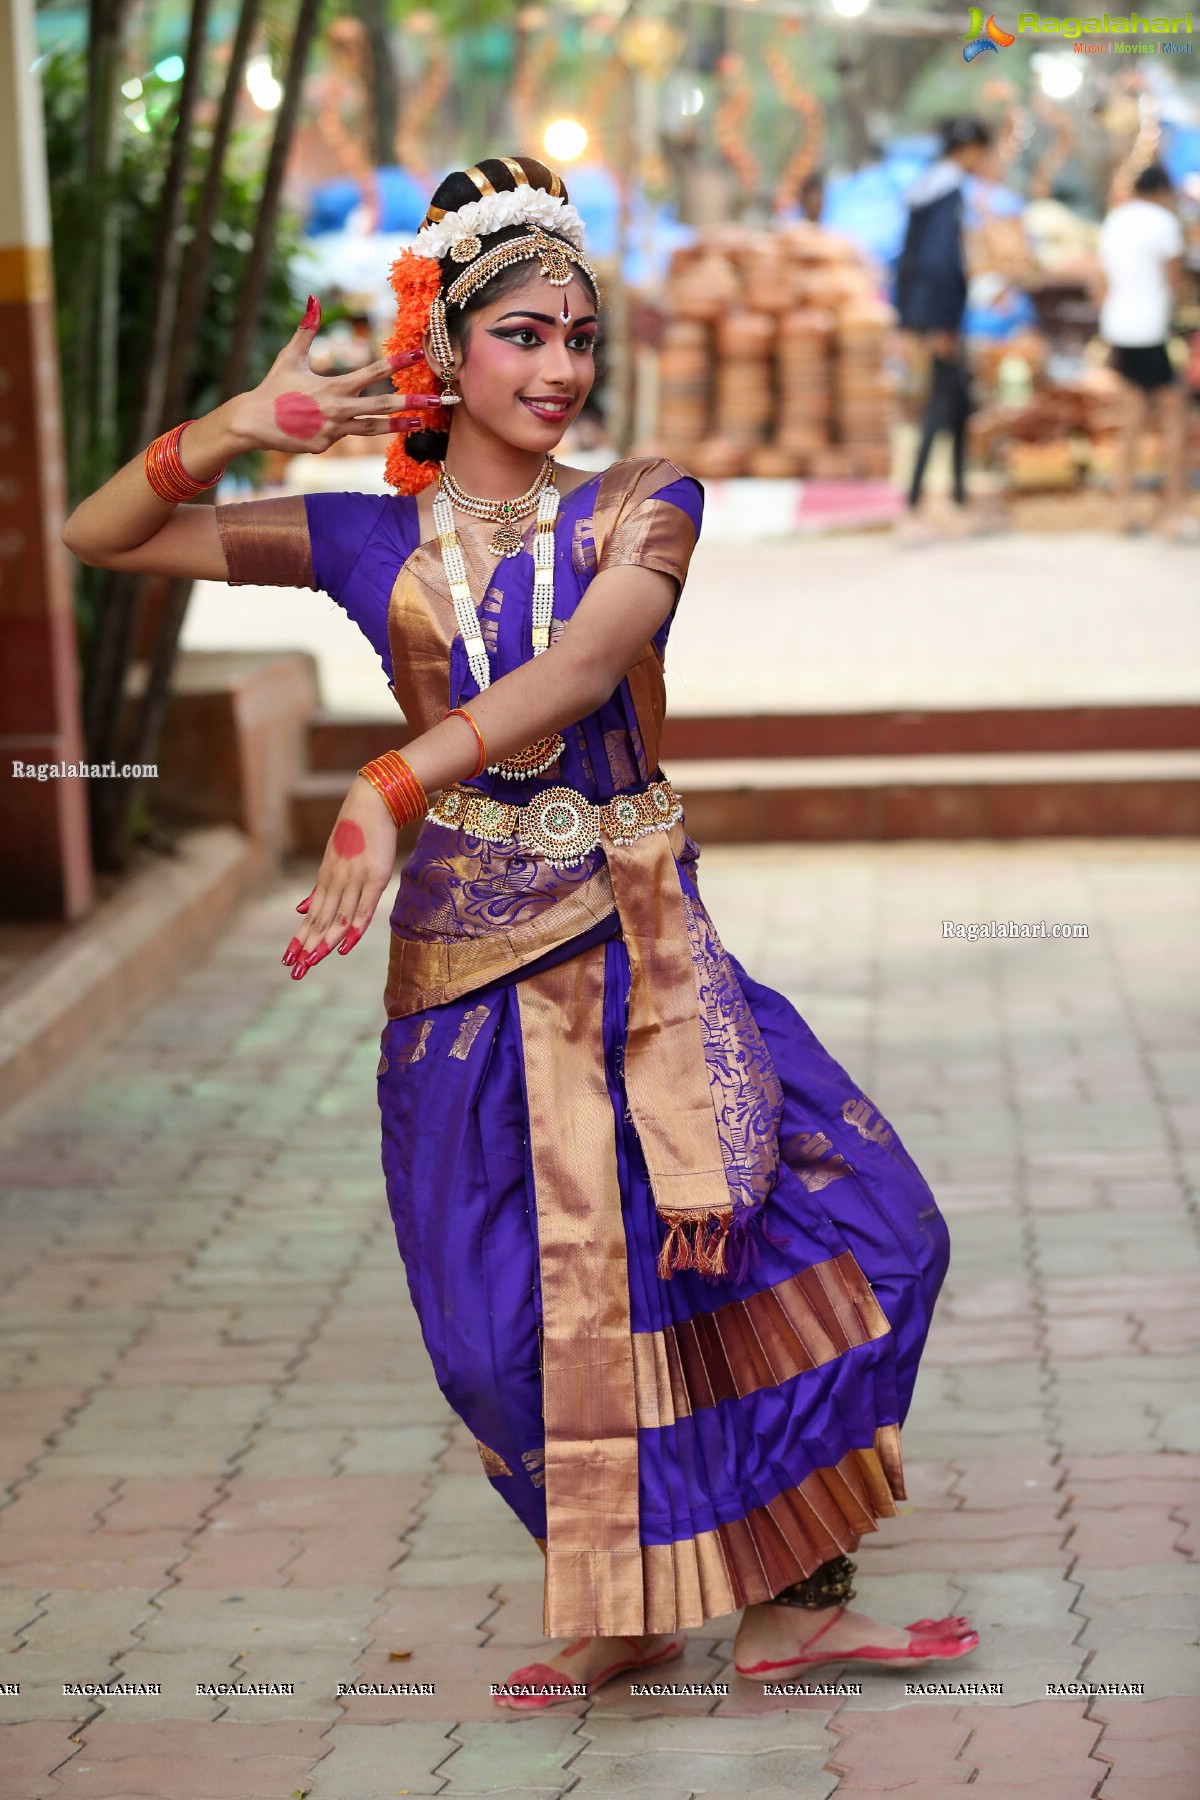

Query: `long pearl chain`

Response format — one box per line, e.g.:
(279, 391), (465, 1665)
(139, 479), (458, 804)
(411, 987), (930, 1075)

(432, 471), (565, 780)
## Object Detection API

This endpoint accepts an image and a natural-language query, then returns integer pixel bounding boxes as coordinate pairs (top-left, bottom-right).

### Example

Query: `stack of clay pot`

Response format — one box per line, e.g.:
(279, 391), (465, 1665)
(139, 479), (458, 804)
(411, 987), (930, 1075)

(655, 221), (897, 481)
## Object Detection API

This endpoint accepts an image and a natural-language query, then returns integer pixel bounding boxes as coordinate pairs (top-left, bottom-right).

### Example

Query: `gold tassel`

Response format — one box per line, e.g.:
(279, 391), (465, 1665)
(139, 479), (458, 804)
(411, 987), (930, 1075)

(656, 1210), (734, 1279)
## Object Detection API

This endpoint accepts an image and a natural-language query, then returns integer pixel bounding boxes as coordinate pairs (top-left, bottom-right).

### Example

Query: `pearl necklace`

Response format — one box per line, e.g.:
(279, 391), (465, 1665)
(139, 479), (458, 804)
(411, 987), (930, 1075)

(432, 462), (564, 780)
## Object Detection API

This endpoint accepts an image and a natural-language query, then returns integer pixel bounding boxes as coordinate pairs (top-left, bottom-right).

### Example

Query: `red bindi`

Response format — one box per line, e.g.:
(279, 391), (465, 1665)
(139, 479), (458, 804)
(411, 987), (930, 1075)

(332, 819), (365, 858)
(274, 391), (325, 440)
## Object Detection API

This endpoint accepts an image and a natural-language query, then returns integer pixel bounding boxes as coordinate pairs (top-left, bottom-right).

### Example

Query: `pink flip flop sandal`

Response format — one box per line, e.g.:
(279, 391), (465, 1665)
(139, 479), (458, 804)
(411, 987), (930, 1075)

(735, 1607), (980, 1679)
(493, 1635), (686, 1710)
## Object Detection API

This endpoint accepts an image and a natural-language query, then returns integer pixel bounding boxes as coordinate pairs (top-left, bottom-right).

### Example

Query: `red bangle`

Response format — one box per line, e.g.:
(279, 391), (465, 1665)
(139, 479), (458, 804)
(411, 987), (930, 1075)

(144, 420), (227, 503)
(445, 706), (487, 778)
(358, 750), (428, 827)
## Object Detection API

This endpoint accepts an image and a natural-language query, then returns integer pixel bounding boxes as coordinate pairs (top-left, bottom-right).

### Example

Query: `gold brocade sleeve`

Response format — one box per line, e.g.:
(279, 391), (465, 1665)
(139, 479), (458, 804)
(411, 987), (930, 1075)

(214, 495), (315, 589)
(593, 456), (699, 591)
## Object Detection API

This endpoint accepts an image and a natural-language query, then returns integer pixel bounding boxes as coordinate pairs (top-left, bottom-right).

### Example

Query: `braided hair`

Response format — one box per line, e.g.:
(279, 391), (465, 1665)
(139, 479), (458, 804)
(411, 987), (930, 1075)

(403, 155), (599, 468)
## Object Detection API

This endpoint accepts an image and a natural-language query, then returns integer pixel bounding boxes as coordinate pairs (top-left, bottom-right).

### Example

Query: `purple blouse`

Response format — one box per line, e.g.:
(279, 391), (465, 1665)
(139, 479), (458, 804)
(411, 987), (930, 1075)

(214, 469), (701, 701)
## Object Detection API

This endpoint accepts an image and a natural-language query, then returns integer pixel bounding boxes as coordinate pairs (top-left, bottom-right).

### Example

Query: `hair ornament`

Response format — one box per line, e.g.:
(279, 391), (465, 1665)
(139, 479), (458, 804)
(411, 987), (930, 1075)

(414, 189), (586, 260)
(381, 246), (448, 495)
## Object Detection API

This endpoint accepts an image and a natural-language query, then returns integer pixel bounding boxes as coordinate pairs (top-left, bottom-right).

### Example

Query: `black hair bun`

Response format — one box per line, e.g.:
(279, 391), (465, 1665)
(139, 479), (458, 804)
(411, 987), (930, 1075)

(406, 427), (449, 465)
(422, 155), (568, 230)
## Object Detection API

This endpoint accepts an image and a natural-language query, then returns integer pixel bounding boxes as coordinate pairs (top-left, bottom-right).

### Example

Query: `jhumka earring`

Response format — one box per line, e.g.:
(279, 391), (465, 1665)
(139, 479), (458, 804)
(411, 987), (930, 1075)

(428, 292), (462, 406)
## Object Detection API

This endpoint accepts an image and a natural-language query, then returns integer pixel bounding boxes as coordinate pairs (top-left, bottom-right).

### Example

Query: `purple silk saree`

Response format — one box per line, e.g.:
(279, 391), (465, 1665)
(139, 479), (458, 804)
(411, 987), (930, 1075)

(215, 456), (950, 1639)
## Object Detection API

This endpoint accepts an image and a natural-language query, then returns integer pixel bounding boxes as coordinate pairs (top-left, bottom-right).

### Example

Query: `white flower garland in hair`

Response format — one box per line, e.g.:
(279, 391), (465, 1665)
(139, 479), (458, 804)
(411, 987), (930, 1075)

(414, 189), (586, 260)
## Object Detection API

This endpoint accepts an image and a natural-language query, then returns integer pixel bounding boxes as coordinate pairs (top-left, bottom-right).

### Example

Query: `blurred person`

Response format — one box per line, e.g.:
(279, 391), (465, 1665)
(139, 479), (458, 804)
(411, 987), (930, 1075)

(893, 117), (993, 544)
(1097, 163), (1195, 542)
(61, 154), (979, 1708)
(799, 168), (825, 224)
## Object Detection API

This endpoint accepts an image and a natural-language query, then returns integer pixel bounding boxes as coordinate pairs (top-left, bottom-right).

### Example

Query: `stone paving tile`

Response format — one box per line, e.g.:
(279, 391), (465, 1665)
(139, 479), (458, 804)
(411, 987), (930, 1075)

(563, 1713), (836, 1795)
(1080, 1633), (1200, 1698)
(0, 1530), (185, 1592)
(955, 1700), (1108, 1786)
(827, 1705), (972, 1785)
(1066, 1503), (1190, 1568)
(0, 1719), (83, 1799)
(300, 1720), (457, 1796)
(1092, 1696), (1200, 1798)
(50, 1718), (331, 1797)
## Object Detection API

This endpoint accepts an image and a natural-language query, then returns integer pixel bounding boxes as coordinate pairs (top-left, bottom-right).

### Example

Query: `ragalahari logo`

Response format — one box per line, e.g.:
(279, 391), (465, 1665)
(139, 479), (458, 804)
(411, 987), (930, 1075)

(962, 8), (1018, 55)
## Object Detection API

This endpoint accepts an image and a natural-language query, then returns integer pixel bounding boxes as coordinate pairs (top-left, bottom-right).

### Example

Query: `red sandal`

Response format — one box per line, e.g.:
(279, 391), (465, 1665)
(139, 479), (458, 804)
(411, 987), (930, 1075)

(492, 1634), (686, 1711)
(735, 1607), (980, 1679)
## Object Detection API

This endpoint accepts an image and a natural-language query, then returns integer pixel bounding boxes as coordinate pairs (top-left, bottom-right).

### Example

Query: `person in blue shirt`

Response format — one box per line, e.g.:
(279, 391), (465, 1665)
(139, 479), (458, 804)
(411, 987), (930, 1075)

(894, 118), (992, 537)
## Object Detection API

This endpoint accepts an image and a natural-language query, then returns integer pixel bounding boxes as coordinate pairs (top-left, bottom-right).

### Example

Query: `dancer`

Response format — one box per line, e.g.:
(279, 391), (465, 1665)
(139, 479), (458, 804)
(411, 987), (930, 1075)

(894, 116), (992, 543)
(62, 154), (978, 1705)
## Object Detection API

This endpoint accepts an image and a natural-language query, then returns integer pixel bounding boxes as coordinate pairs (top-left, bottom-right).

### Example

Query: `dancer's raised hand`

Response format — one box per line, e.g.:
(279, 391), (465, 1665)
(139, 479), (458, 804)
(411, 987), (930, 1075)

(229, 295), (441, 455)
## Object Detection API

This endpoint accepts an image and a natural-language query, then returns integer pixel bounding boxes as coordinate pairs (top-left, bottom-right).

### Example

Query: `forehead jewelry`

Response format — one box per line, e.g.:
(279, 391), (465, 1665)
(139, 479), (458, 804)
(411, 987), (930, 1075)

(432, 460), (565, 780)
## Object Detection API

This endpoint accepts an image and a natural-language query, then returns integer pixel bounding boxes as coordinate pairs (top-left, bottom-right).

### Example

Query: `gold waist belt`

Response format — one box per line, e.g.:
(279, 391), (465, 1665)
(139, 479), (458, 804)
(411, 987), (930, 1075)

(426, 776), (683, 871)
(413, 768), (737, 1275)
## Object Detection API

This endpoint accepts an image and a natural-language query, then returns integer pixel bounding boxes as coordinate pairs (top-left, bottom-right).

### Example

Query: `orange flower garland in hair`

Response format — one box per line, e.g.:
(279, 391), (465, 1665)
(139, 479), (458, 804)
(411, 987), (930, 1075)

(382, 247), (448, 495)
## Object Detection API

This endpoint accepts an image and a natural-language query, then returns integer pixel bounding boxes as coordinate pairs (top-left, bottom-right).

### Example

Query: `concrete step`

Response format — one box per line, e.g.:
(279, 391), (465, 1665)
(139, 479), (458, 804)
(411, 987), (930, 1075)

(289, 749), (1200, 853)
(669, 749), (1200, 841)
(305, 703), (1200, 773)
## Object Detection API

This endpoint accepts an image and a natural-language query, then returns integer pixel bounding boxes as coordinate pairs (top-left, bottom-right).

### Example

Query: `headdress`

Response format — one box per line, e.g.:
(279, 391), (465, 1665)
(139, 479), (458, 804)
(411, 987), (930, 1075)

(382, 163), (600, 496)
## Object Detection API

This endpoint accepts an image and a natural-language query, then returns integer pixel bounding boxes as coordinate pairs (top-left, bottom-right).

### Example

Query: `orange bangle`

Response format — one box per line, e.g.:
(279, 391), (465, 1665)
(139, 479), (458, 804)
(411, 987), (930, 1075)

(144, 420), (226, 503)
(358, 750), (428, 827)
(445, 706), (487, 778)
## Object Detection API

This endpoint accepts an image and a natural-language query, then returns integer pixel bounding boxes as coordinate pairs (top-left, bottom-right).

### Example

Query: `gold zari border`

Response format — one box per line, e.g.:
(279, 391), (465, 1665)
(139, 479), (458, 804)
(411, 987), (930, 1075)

(516, 941), (646, 1639)
(640, 1431), (904, 1634)
(631, 1250), (893, 1429)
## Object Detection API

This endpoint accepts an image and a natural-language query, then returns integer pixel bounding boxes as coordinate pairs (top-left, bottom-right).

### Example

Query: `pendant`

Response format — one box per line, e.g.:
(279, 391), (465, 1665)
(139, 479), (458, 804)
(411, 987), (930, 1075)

(487, 505), (525, 559)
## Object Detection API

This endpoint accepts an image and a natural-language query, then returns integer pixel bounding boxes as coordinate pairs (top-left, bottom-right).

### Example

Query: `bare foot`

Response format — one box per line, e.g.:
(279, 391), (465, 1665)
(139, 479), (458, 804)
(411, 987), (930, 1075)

(492, 1631), (684, 1711)
(733, 1601), (978, 1678)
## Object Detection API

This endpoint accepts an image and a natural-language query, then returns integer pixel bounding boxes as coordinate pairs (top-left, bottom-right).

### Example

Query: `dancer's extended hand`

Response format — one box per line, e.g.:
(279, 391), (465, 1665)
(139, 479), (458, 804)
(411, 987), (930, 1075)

(282, 777), (398, 977)
(229, 296), (440, 455)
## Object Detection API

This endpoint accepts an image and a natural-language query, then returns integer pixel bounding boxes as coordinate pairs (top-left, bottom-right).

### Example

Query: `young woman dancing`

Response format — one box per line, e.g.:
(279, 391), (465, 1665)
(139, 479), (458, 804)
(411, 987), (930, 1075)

(63, 154), (979, 1708)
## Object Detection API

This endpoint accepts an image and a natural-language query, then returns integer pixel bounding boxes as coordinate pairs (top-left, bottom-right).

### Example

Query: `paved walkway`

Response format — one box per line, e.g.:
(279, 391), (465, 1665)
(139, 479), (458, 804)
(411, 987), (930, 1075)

(1, 838), (1197, 1798)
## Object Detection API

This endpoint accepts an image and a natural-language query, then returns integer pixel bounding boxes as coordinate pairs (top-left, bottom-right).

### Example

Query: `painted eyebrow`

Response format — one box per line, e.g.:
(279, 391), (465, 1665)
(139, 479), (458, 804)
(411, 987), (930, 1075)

(492, 310), (599, 327)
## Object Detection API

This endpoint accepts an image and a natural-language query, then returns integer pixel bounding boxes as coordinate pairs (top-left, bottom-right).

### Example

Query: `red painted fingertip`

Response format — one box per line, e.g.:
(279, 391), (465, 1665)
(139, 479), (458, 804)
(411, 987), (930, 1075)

(388, 346), (425, 369)
(295, 896), (312, 914)
(338, 928), (361, 955)
(388, 416), (423, 432)
(305, 942), (332, 968)
(282, 936), (303, 966)
(302, 293), (320, 330)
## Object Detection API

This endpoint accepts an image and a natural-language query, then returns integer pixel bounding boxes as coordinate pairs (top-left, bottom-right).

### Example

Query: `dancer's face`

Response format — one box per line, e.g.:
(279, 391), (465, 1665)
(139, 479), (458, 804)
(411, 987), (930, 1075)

(448, 268), (598, 452)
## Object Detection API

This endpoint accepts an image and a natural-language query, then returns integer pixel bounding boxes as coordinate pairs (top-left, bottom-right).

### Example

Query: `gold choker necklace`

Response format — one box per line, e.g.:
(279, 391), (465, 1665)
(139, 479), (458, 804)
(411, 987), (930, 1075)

(439, 457), (555, 558)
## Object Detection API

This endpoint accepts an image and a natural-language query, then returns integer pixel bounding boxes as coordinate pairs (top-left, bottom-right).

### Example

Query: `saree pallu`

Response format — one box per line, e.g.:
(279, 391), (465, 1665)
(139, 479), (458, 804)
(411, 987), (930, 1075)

(377, 843), (949, 1639)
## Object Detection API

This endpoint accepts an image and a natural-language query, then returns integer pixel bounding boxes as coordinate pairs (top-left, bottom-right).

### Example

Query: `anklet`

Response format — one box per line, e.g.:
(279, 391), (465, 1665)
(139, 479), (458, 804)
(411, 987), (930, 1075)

(771, 1554), (857, 1610)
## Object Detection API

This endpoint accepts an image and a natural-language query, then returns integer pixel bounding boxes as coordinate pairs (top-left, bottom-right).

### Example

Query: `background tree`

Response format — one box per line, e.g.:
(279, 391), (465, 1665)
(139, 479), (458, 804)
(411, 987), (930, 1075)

(45, 0), (321, 871)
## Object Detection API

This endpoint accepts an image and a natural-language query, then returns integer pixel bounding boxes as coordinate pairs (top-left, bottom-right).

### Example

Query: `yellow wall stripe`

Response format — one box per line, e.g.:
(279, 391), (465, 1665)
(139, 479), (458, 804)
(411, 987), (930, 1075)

(0, 245), (51, 304)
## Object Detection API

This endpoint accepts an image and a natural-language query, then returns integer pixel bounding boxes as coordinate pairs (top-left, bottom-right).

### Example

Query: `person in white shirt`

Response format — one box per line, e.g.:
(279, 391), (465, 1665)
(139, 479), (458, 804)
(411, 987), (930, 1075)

(1096, 164), (1193, 541)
